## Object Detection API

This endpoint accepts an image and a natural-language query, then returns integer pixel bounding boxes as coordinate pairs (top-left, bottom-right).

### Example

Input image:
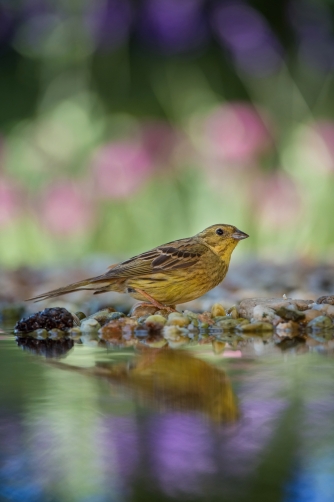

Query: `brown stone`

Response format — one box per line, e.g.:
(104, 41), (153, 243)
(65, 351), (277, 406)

(316, 295), (334, 305)
(130, 303), (159, 318)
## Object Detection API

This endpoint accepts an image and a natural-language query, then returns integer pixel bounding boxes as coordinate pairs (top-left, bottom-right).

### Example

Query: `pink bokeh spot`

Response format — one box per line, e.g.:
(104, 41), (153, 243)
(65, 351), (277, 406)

(254, 172), (301, 228)
(41, 183), (93, 237)
(203, 103), (272, 164)
(92, 141), (154, 199)
(0, 178), (21, 227)
(140, 120), (180, 167)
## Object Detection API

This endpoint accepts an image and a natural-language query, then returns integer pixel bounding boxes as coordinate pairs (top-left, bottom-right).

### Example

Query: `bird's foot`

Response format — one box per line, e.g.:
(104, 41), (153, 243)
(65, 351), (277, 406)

(134, 289), (177, 313)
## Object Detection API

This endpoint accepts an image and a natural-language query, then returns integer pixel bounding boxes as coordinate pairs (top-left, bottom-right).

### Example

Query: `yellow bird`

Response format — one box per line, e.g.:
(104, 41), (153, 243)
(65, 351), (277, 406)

(29, 224), (248, 311)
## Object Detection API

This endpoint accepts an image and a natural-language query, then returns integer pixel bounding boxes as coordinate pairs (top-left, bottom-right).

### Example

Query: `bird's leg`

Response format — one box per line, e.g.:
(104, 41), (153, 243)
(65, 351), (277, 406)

(133, 288), (177, 313)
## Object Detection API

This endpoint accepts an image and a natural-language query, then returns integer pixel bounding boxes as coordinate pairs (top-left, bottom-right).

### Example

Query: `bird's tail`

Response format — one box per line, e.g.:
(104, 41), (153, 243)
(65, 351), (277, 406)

(27, 274), (114, 302)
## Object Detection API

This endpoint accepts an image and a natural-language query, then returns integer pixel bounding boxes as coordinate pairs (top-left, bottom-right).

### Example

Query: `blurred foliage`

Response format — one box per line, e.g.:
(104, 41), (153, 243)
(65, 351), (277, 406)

(1, 0), (334, 266)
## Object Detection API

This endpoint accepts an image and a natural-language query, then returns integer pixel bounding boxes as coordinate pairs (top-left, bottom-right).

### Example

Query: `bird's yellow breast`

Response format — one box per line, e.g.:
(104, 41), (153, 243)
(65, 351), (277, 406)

(126, 256), (228, 305)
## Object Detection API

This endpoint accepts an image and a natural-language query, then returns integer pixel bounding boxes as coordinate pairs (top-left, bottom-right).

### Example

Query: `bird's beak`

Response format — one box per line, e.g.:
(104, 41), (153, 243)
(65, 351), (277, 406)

(232, 229), (249, 240)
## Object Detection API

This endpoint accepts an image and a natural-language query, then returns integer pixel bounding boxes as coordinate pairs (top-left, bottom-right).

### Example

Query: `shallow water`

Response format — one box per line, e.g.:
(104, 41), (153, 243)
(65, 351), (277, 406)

(1, 328), (334, 502)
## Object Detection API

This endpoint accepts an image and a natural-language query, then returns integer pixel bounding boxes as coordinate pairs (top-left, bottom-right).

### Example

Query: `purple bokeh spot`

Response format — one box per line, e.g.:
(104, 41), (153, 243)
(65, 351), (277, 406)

(212, 2), (283, 76)
(137, 0), (209, 53)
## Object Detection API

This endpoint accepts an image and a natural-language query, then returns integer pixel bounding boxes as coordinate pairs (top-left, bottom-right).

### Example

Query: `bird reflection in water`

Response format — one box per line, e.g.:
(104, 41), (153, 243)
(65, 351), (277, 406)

(45, 345), (238, 423)
(117, 348), (238, 423)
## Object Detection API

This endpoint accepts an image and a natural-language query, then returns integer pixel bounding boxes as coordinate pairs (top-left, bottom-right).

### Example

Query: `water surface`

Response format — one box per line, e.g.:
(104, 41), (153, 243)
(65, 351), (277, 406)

(1, 330), (334, 502)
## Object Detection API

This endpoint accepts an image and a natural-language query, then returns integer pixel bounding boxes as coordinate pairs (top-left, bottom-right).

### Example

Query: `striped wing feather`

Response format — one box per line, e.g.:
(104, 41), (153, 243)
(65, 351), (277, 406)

(105, 239), (207, 278)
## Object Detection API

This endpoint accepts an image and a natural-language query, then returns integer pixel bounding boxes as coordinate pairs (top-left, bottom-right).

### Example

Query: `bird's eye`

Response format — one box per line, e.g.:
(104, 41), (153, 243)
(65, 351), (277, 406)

(216, 228), (224, 236)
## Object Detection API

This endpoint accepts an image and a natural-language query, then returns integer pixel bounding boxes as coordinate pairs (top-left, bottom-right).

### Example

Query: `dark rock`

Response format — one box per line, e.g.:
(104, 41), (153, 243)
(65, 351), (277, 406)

(14, 307), (74, 333)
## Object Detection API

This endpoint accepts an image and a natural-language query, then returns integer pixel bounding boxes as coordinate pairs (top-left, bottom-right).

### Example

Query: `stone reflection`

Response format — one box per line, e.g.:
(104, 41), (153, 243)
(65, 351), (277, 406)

(16, 337), (74, 358)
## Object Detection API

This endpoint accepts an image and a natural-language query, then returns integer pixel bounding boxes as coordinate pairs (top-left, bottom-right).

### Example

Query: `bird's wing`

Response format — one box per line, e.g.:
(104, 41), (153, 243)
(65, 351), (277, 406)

(105, 239), (209, 278)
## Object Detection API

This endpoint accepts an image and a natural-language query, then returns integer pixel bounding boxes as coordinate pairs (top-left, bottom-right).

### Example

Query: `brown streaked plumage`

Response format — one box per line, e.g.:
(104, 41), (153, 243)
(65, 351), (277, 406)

(28, 224), (248, 310)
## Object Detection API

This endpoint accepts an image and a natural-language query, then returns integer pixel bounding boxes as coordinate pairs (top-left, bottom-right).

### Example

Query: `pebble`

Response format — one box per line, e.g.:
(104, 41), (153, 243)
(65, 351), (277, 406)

(183, 310), (199, 322)
(80, 333), (99, 347)
(238, 298), (314, 320)
(301, 309), (324, 324)
(251, 305), (279, 323)
(85, 308), (120, 326)
(81, 318), (101, 333)
(215, 319), (240, 330)
(145, 315), (167, 327)
(135, 328), (149, 338)
(308, 303), (334, 319)
(68, 327), (82, 339)
(166, 313), (190, 327)
(99, 323), (122, 341)
(109, 312), (126, 321)
(276, 321), (300, 336)
(34, 328), (48, 340)
(163, 325), (188, 340)
(275, 306), (305, 322)
(48, 329), (66, 339)
(307, 316), (333, 330)
(74, 311), (87, 321)
(211, 303), (226, 317)
(237, 322), (274, 333)
(130, 304), (159, 318)
(227, 306), (238, 319)
(316, 295), (334, 305)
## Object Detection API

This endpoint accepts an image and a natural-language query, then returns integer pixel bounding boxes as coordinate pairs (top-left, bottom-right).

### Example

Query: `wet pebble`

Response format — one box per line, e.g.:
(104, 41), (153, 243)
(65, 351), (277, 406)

(163, 325), (189, 340)
(130, 304), (159, 318)
(237, 322), (274, 333)
(68, 327), (82, 339)
(301, 309), (324, 324)
(80, 318), (101, 333)
(84, 309), (122, 326)
(276, 321), (300, 337)
(308, 303), (334, 319)
(211, 303), (226, 317)
(227, 306), (238, 319)
(135, 328), (149, 338)
(166, 312), (190, 327)
(74, 311), (87, 321)
(215, 319), (240, 330)
(145, 315), (167, 327)
(99, 323), (122, 341)
(316, 295), (334, 305)
(81, 333), (99, 347)
(275, 306), (305, 322)
(108, 312), (125, 321)
(183, 310), (199, 322)
(34, 328), (48, 340)
(307, 315), (333, 330)
(48, 329), (66, 340)
(251, 305), (279, 323)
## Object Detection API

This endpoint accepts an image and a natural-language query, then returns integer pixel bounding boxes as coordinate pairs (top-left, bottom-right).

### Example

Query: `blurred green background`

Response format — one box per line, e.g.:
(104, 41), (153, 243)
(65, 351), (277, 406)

(1, 0), (334, 267)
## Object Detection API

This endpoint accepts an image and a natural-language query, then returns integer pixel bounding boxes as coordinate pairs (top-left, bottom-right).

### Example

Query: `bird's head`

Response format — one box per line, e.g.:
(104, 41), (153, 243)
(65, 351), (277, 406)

(197, 224), (249, 260)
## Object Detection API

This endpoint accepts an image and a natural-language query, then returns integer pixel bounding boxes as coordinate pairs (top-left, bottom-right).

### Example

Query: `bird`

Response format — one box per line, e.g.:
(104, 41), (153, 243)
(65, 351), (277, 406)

(28, 224), (248, 311)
